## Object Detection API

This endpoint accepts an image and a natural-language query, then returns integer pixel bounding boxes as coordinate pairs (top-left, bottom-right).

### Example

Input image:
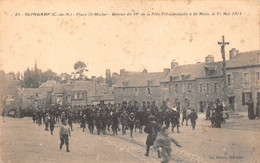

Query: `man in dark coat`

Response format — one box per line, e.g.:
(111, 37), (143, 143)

(213, 99), (224, 128)
(120, 110), (128, 135)
(144, 115), (160, 157)
(246, 99), (255, 120)
(87, 108), (95, 134)
(128, 112), (135, 137)
(49, 115), (56, 135)
(80, 115), (87, 132)
(190, 109), (198, 130)
(256, 98), (260, 119)
(170, 107), (180, 133)
(111, 109), (120, 135)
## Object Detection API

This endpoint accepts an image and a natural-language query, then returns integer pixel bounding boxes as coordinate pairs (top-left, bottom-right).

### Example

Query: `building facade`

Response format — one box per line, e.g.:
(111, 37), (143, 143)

(225, 49), (260, 112)
(113, 69), (170, 106)
(160, 57), (223, 111)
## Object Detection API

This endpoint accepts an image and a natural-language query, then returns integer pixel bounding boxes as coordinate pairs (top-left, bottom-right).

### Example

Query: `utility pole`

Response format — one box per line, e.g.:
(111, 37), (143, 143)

(218, 35), (229, 101)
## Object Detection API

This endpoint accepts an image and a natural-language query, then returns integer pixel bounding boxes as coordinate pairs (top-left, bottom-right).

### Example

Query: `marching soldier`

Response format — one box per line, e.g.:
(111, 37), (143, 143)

(120, 110), (128, 135)
(49, 115), (56, 135)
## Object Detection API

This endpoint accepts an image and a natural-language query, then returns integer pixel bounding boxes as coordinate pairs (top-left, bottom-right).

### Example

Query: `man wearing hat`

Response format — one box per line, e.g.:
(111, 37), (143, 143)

(170, 106), (180, 133)
(128, 112), (136, 137)
(256, 97), (260, 119)
(144, 115), (160, 157)
(246, 98), (255, 120)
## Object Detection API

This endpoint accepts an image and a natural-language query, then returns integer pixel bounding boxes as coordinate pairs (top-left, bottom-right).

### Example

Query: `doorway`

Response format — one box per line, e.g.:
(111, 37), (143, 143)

(228, 96), (235, 111)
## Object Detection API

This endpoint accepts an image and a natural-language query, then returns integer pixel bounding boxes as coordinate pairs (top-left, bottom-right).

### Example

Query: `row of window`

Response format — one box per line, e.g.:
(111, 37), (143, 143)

(170, 82), (218, 94)
(122, 87), (152, 95)
(227, 72), (260, 87)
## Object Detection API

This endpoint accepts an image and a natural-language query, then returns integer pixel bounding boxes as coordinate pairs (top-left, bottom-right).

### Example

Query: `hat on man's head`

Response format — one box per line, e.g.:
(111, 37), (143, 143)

(148, 115), (156, 121)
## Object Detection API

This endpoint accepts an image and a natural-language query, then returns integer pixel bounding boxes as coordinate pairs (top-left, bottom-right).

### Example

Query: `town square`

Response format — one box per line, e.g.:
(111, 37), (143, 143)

(0, 0), (260, 163)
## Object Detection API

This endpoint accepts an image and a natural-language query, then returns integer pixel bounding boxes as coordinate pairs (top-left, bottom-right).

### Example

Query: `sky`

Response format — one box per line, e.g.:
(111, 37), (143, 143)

(0, 0), (259, 77)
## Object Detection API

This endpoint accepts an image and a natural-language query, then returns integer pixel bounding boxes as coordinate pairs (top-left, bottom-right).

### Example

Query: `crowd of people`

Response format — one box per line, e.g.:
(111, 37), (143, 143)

(3, 99), (228, 162)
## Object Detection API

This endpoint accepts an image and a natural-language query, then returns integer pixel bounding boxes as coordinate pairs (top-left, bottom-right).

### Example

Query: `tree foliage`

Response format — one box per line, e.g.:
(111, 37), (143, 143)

(72, 61), (88, 80)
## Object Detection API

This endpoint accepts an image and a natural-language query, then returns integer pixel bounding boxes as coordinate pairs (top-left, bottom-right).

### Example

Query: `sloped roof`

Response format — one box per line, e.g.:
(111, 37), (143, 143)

(39, 80), (57, 88)
(114, 71), (169, 87)
(0, 80), (20, 96)
(226, 50), (260, 68)
(162, 62), (223, 82)
(64, 80), (105, 96)
(21, 87), (51, 99)
(52, 86), (66, 94)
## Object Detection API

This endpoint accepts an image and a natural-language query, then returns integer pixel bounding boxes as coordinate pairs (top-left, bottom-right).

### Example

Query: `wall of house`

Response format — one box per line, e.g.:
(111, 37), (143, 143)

(114, 86), (163, 106)
(161, 77), (223, 111)
(226, 66), (260, 112)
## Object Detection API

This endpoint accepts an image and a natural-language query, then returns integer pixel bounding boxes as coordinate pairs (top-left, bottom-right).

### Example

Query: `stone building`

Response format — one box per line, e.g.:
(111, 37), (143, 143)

(113, 69), (170, 106)
(160, 57), (223, 111)
(226, 49), (260, 112)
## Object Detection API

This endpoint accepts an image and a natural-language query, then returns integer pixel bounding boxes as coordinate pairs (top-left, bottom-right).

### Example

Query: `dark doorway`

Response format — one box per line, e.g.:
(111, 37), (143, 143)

(228, 96), (235, 111)
(175, 98), (180, 112)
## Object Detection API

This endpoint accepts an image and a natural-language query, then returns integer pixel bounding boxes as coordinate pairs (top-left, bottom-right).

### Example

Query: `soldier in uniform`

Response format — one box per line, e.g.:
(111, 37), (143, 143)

(190, 109), (198, 130)
(95, 111), (102, 135)
(144, 115), (161, 157)
(120, 110), (128, 135)
(151, 101), (159, 116)
(49, 115), (56, 135)
(67, 113), (73, 131)
(111, 109), (120, 135)
(80, 115), (87, 132)
(87, 107), (95, 134)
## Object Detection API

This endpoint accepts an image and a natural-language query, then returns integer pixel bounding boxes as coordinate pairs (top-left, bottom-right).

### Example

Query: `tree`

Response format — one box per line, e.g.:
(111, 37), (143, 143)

(96, 76), (105, 84)
(59, 73), (71, 83)
(41, 69), (57, 82)
(73, 61), (88, 80)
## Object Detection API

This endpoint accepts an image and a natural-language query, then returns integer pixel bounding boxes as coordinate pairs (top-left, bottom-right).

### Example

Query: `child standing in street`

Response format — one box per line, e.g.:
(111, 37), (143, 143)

(59, 120), (71, 152)
(154, 127), (182, 163)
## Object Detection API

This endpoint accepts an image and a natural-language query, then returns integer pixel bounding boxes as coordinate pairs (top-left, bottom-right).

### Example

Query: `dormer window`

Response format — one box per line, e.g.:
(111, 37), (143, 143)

(147, 80), (152, 86)
(170, 76), (173, 82)
(122, 81), (128, 87)
(182, 75), (185, 81)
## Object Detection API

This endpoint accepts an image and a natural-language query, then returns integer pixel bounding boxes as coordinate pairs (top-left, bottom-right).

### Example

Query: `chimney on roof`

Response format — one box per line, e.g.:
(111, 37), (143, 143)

(91, 76), (96, 83)
(120, 69), (125, 76)
(257, 53), (260, 63)
(143, 69), (147, 73)
(171, 59), (178, 69)
(205, 55), (214, 64)
(229, 48), (239, 60)
(163, 68), (170, 74)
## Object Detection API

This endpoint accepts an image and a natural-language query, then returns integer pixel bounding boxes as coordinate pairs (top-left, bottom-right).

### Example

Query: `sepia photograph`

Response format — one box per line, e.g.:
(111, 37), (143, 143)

(0, 0), (259, 162)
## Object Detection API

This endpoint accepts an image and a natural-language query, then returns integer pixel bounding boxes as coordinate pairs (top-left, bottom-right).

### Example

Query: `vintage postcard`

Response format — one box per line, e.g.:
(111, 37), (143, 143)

(0, 0), (259, 162)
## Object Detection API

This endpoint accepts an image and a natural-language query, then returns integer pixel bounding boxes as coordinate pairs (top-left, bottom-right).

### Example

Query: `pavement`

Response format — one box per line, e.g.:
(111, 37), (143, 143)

(0, 112), (259, 163)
